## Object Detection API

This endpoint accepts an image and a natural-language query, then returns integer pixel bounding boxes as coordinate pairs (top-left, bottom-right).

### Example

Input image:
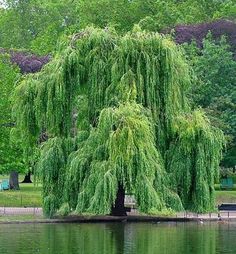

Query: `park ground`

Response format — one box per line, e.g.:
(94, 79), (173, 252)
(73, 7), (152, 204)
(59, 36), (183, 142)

(1, 175), (236, 216)
(0, 175), (42, 207)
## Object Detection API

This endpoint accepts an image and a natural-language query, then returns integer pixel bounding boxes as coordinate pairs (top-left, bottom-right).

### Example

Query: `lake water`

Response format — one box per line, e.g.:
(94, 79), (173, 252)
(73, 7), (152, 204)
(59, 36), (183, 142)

(0, 222), (236, 254)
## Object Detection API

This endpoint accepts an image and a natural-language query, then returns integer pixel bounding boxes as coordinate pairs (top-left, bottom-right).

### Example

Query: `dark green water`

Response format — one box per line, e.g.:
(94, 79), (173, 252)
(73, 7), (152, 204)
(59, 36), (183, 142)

(0, 222), (236, 254)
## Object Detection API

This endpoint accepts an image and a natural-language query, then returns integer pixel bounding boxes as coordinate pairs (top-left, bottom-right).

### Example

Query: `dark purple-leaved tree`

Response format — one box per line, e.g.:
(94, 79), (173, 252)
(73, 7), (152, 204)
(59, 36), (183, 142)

(173, 19), (236, 58)
(0, 48), (50, 73)
(10, 52), (50, 73)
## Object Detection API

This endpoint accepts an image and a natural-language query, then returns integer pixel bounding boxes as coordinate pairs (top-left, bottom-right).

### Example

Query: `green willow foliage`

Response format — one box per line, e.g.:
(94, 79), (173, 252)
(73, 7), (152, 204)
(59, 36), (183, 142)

(13, 27), (224, 217)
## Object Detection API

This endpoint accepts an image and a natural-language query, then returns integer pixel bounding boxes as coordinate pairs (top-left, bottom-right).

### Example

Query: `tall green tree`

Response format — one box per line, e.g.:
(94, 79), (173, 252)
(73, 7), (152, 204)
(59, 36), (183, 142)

(184, 35), (236, 168)
(14, 28), (224, 217)
(0, 54), (24, 188)
(78, 0), (235, 33)
(0, 0), (79, 54)
(0, 0), (235, 54)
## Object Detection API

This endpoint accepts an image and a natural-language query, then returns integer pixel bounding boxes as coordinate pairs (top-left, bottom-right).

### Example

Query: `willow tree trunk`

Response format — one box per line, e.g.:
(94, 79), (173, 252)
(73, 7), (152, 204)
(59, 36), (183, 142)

(9, 171), (20, 190)
(22, 171), (32, 183)
(111, 183), (127, 216)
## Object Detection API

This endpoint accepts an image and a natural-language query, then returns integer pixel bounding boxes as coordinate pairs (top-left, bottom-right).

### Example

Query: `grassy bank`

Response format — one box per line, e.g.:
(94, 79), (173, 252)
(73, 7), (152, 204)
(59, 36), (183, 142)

(0, 182), (42, 207)
(215, 191), (236, 205)
(214, 183), (236, 205)
(1, 185), (236, 207)
(1, 176), (236, 208)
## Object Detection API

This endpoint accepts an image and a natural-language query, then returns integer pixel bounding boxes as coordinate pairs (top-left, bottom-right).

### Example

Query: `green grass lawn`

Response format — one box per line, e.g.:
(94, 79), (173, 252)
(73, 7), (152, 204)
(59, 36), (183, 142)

(0, 181), (42, 207)
(214, 184), (236, 205)
(215, 190), (236, 205)
(1, 174), (236, 208)
(1, 184), (236, 208)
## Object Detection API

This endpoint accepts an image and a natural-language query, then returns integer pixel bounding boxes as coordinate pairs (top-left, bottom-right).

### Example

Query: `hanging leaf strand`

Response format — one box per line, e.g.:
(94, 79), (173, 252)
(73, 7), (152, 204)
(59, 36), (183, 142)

(13, 27), (225, 217)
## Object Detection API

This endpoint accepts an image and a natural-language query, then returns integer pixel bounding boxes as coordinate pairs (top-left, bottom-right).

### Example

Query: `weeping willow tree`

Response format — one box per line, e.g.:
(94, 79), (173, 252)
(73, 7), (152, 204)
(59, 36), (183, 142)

(13, 27), (224, 217)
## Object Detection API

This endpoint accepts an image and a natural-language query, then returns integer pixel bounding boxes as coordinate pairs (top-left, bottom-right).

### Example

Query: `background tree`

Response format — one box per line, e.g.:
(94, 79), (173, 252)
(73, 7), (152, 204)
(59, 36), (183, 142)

(78, 0), (236, 33)
(1, 0), (233, 53)
(0, 54), (24, 189)
(0, 0), (79, 54)
(183, 34), (236, 168)
(0, 49), (50, 184)
(173, 20), (236, 59)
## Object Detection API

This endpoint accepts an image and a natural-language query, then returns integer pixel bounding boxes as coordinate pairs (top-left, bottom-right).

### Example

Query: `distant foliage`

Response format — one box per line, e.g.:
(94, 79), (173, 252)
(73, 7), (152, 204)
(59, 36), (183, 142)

(10, 51), (50, 74)
(173, 20), (236, 168)
(79, 0), (235, 33)
(174, 20), (236, 58)
(184, 34), (236, 168)
(0, 49), (50, 74)
(0, 0), (79, 54)
(0, 55), (24, 173)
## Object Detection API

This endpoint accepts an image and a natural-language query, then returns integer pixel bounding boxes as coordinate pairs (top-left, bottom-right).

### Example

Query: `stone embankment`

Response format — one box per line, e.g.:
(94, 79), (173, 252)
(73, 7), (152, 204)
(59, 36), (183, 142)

(1, 207), (236, 224)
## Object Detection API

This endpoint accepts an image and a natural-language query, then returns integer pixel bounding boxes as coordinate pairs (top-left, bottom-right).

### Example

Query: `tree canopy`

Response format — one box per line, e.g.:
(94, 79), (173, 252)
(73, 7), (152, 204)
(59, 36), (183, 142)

(14, 28), (224, 217)
(0, 0), (79, 54)
(173, 20), (236, 59)
(0, 54), (23, 174)
(183, 34), (236, 168)
(1, 0), (235, 55)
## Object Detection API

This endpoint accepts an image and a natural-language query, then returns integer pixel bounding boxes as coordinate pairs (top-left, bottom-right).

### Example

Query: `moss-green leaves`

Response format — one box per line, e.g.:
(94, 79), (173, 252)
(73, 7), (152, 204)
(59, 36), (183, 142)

(14, 27), (224, 217)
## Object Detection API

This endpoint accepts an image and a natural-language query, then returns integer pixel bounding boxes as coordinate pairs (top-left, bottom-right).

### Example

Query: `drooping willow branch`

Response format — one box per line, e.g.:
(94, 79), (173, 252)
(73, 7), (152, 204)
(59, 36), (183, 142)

(13, 27), (225, 217)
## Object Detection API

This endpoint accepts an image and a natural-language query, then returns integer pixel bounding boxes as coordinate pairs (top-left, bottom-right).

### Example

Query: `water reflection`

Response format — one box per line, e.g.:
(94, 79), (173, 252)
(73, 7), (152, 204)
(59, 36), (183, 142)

(0, 222), (236, 254)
